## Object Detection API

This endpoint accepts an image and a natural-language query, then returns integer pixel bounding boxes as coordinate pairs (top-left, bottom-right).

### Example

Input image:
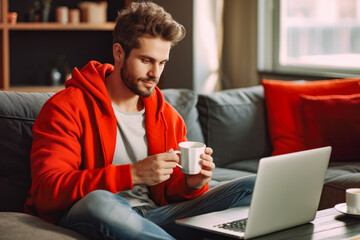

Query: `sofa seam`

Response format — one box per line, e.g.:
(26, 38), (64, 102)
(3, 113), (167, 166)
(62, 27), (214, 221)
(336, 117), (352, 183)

(0, 115), (36, 122)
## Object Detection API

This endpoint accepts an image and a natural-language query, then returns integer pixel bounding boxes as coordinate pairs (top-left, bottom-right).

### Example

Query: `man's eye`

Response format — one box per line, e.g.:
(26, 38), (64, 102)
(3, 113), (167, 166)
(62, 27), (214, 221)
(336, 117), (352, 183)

(142, 59), (150, 63)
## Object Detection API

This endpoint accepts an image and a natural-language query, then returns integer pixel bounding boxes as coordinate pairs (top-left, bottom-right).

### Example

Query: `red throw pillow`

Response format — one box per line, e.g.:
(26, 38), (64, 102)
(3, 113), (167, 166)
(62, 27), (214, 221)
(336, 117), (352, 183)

(300, 94), (360, 161)
(262, 78), (360, 156)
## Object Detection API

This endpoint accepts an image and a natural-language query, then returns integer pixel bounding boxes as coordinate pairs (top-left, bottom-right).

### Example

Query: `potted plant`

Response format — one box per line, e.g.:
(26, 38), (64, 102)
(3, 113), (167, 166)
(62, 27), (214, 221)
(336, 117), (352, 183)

(25, 0), (40, 22)
(40, 0), (52, 22)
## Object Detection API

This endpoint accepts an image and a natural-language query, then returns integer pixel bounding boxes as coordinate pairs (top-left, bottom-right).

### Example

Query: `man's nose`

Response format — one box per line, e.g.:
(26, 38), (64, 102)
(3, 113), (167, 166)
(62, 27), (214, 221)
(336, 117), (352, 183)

(148, 64), (162, 79)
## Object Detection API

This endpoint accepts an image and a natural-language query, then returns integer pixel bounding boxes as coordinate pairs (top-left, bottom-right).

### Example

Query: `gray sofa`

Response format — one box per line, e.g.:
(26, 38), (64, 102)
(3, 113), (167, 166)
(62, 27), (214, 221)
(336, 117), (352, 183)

(1, 85), (359, 239)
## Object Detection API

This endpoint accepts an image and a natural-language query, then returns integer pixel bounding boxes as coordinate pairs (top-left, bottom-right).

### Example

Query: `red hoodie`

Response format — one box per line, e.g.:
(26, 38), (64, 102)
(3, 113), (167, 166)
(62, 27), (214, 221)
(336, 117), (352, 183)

(24, 61), (208, 223)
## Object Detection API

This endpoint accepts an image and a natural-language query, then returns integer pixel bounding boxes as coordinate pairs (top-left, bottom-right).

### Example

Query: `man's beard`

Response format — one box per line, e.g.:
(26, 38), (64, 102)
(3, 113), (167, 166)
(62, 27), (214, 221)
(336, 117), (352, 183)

(120, 61), (158, 98)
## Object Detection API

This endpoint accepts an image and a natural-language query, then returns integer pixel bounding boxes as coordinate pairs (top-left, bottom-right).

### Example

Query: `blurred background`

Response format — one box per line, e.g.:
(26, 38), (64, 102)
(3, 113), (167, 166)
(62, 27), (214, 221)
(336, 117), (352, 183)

(2, 0), (359, 92)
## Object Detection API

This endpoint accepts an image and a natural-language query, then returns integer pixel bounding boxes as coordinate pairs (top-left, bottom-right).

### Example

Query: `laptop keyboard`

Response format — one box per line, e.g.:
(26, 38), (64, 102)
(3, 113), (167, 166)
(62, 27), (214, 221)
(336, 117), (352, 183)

(213, 218), (248, 232)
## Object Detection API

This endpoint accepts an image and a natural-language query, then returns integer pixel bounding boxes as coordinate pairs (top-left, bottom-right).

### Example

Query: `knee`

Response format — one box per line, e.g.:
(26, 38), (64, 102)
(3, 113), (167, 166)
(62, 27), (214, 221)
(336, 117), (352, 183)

(84, 190), (115, 203)
(240, 174), (256, 190)
(59, 190), (146, 239)
(80, 191), (146, 238)
(81, 190), (110, 212)
(59, 190), (119, 228)
(217, 175), (256, 199)
(229, 175), (256, 190)
(82, 190), (110, 207)
(80, 190), (129, 218)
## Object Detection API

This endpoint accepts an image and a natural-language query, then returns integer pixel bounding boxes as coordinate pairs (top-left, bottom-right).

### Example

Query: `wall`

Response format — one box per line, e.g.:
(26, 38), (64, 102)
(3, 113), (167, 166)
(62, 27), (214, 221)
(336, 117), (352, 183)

(152, 0), (194, 90)
(8, 0), (123, 87)
(154, 0), (259, 90)
(222, 0), (258, 88)
(153, 0), (224, 92)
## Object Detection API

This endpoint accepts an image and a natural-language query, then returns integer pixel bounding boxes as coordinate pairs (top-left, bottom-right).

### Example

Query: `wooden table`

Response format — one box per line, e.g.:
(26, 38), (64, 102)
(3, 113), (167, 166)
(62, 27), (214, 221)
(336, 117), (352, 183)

(172, 207), (360, 240)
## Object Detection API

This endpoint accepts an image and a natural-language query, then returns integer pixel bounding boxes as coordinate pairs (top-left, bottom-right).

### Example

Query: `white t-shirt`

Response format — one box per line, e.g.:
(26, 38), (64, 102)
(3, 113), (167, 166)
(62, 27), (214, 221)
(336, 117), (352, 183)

(112, 104), (156, 208)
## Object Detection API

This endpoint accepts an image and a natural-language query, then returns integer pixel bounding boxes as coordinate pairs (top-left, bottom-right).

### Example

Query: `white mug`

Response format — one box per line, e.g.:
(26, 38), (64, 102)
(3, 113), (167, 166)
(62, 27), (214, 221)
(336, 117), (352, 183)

(174, 141), (206, 175)
(346, 188), (360, 214)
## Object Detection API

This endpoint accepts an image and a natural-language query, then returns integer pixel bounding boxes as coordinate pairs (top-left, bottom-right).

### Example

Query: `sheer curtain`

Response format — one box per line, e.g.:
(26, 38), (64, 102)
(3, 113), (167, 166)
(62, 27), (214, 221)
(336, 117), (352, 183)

(221, 0), (258, 89)
(193, 0), (224, 93)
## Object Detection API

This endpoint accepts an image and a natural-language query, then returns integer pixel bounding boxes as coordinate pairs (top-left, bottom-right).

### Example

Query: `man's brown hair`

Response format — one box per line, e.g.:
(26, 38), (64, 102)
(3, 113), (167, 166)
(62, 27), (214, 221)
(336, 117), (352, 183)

(113, 2), (186, 57)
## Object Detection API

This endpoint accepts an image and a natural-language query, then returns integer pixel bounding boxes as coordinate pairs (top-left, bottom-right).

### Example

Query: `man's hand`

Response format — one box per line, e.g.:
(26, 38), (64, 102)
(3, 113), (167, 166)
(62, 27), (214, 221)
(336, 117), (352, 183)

(131, 150), (179, 186)
(185, 147), (215, 190)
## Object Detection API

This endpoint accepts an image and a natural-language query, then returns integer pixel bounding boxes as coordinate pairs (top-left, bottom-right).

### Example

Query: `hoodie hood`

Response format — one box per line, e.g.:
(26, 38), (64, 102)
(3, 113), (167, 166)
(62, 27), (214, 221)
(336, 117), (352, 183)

(65, 61), (114, 115)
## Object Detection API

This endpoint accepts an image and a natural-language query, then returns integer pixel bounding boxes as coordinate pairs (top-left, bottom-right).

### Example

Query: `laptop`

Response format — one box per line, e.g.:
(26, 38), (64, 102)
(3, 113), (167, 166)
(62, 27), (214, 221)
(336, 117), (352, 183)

(176, 146), (332, 239)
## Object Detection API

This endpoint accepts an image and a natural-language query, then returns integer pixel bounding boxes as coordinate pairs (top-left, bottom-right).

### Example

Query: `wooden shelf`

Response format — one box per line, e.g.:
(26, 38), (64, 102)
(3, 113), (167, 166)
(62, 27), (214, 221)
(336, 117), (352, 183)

(0, 0), (120, 92)
(8, 22), (115, 31)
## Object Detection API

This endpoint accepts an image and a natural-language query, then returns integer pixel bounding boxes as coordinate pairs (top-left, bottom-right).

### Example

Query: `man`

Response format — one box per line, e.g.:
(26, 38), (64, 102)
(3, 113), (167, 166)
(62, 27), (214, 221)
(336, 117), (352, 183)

(25, 2), (254, 239)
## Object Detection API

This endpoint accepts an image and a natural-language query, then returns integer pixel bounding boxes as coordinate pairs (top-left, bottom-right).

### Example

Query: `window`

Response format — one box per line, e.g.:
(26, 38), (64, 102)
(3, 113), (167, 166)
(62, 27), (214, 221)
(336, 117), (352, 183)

(258, 0), (360, 77)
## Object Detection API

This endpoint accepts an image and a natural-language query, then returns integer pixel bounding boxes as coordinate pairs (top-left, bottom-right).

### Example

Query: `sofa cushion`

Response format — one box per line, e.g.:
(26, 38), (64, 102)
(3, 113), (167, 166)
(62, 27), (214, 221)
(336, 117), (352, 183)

(197, 86), (272, 167)
(162, 89), (205, 143)
(0, 91), (53, 212)
(224, 159), (260, 173)
(262, 78), (360, 156)
(324, 163), (360, 182)
(0, 212), (87, 239)
(319, 163), (360, 209)
(300, 94), (360, 162)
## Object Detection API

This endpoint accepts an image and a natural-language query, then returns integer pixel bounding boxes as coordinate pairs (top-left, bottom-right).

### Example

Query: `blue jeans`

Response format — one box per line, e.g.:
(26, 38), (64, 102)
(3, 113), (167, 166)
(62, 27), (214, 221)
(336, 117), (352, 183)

(57, 175), (255, 240)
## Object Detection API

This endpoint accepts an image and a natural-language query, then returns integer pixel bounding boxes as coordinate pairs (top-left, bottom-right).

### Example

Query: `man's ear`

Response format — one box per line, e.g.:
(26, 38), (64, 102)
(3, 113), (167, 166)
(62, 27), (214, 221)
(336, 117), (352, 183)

(113, 43), (125, 64)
